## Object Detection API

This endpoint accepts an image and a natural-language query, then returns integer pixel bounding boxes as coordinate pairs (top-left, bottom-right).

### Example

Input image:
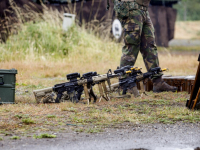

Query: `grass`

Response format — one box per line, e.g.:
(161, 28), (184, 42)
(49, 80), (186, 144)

(0, 92), (200, 137)
(175, 21), (200, 40)
(47, 115), (56, 118)
(0, 5), (200, 140)
(22, 118), (35, 125)
(0, 137), (3, 141)
(33, 133), (56, 139)
(10, 136), (20, 140)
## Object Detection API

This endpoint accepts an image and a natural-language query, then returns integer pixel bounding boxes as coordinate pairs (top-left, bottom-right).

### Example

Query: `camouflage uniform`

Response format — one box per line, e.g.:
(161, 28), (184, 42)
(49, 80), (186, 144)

(114, 0), (161, 78)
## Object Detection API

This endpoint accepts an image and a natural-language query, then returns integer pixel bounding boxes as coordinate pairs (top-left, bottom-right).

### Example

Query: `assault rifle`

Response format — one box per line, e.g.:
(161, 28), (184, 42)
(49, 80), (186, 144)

(114, 65), (143, 97)
(33, 72), (97, 104)
(53, 72), (98, 103)
(108, 67), (168, 97)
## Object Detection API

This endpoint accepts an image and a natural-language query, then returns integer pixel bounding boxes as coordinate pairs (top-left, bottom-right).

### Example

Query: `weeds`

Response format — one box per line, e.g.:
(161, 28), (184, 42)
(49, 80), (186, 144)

(86, 127), (103, 133)
(75, 128), (84, 133)
(47, 115), (56, 118)
(0, 137), (3, 141)
(33, 133), (56, 139)
(22, 118), (35, 125)
(10, 136), (20, 140)
(14, 114), (23, 119)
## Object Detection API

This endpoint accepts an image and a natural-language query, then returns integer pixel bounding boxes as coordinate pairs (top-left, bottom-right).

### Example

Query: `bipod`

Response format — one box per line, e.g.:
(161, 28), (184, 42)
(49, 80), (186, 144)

(98, 81), (110, 102)
(83, 83), (90, 105)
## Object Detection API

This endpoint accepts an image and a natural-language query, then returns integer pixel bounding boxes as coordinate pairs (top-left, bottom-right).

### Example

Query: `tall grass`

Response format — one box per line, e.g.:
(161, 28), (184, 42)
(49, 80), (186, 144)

(0, 3), (199, 81)
(0, 3), (122, 75)
(0, 5), (120, 61)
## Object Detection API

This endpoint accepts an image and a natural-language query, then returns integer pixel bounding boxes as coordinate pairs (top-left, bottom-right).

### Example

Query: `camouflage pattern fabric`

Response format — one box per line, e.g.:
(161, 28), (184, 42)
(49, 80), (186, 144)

(114, 1), (162, 79)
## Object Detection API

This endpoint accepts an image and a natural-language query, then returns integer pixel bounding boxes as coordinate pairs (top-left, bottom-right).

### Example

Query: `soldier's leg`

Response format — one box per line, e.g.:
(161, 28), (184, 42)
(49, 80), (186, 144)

(140, 12), (177, 92)
(120, 10), (143, 67)
(140, 12), (160, 74)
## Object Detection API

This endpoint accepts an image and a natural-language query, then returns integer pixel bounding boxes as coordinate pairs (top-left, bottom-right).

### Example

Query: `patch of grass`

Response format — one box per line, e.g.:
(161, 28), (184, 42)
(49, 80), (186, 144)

(33, 133), (56, 139)
(102, 107), (112, 112)
(86, 128), (103, 133)
(149, 99), (171, 105)
(10, 136), (20, 140)
(47, 115), (56, 118)
(4, 133), (12, 136)
(0, 137), (3, 141)
(75, 128), (84, 133)
(14, 114), (23, 119)
(70, 115), (86, 124)
(66, 107), (77, 112)
(22, 118), (35, 125)
(158, 118), (174, 124)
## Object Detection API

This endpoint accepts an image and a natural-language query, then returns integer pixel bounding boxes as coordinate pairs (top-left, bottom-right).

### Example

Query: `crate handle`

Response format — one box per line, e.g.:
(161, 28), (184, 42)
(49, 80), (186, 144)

(0, 76), (4, 85)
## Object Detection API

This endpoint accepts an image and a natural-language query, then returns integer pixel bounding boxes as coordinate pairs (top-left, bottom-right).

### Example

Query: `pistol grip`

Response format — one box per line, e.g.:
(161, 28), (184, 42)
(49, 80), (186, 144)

(122, 88), (127, 95)
(55, 93), (62, 103)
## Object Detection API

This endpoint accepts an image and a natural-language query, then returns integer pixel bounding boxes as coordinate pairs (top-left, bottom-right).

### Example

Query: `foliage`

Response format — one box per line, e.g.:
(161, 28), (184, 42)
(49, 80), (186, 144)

(10, 136), (20, 140)
(47, 115), (56, 118)
(174, 0), (200, 21)
(22, 118), (35, 124)
(33, 133), (56, 139)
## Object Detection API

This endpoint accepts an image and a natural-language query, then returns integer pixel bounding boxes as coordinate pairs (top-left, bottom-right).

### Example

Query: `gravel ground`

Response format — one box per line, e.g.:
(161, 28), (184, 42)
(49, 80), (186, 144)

(1, 123), (200, 150)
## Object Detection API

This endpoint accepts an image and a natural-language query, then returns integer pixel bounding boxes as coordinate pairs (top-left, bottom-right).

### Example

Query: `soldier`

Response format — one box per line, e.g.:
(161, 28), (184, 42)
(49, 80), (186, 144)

(113, 0), (177, 92)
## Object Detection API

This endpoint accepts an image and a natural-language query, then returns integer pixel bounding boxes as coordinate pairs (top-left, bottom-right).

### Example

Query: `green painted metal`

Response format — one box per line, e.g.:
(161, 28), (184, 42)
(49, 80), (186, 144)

(0, 69), (17, 104)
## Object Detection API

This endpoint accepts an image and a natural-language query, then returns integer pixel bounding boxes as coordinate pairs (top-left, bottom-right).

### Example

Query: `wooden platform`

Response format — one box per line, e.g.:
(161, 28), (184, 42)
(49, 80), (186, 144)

(136, 75), (195, 94)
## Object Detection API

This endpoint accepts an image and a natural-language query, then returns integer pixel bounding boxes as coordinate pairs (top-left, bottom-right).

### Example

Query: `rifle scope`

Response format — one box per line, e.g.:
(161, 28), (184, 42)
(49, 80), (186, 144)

(114, 65), (134, 74)
(67, 72), (80, 81)
(82, 72), (97, 79)
(149, 67), (161, 72)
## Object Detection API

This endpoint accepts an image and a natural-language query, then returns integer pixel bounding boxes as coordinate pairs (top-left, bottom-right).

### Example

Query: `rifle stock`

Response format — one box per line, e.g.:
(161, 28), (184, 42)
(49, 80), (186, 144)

(33, 87), (53, 103)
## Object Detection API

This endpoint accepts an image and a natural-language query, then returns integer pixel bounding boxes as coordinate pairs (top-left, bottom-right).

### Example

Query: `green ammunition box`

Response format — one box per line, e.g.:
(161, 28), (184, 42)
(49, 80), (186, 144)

(0, 69), (17, 104)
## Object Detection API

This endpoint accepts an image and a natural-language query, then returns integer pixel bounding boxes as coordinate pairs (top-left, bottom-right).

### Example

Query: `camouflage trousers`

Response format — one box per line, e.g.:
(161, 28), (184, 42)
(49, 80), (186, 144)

(119, 9), (162, 79)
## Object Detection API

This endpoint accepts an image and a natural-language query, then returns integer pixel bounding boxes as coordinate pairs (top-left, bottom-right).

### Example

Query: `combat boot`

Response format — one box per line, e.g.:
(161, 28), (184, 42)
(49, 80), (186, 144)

(153, 77), (177, 93)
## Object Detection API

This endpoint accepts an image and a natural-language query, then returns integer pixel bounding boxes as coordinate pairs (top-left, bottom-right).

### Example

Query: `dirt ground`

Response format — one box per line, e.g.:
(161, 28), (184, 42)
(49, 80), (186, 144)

(1, 123), (200, 150)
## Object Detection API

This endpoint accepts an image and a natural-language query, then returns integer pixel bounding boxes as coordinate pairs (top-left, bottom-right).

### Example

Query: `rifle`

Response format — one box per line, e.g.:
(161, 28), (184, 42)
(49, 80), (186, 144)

(108, 67), (168, 97)
(53, 72), (98, 103)
(33, 72), (96, 104)
(114, 65), (143, 97)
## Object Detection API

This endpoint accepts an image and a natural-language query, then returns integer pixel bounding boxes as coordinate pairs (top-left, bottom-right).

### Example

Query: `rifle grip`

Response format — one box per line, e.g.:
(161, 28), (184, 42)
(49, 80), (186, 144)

(122, 88), (127, 95)
(55, 93), (62, 103)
